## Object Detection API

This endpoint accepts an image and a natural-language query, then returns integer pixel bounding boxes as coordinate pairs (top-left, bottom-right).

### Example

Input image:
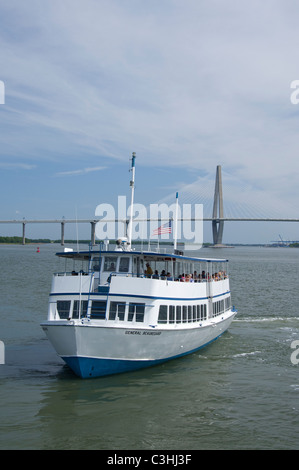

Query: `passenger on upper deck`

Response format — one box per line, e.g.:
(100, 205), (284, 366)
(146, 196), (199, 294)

(145, 263), (153, 278)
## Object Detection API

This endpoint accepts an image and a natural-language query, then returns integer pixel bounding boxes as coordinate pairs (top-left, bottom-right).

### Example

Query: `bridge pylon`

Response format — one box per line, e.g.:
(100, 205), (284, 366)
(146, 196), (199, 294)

(212, 165), (225, 247)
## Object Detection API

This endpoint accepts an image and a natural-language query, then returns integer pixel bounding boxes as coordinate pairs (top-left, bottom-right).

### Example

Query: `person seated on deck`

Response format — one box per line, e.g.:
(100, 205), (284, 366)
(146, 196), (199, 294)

(160, 269), (167, 280)
(166, 272), (173, 281)
(145, 263), (153, 278)
(109, 262), (115, 271)
(152, 270), (159, 279)
(201, 270), (206, 280)
(180, 273), (185, 282)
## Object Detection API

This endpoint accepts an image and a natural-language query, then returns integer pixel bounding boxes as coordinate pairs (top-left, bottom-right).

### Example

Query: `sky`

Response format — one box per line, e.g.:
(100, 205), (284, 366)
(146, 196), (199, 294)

(0, 0), (299, 244)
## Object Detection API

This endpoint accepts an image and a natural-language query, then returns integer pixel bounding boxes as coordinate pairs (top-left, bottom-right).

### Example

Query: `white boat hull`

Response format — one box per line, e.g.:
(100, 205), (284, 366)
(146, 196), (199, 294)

(41, 309), (236, 378)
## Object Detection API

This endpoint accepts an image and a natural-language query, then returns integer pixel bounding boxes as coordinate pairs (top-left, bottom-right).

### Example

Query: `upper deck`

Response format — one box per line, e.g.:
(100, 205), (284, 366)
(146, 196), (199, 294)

(51, 246), (229, 294)
(49, 246), (231, 325)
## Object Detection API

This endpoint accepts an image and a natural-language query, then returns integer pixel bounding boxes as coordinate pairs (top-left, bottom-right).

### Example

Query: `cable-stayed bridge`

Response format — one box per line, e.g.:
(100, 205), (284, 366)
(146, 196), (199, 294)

(0, 165), (298, 245)
(156, 165), (299, 246)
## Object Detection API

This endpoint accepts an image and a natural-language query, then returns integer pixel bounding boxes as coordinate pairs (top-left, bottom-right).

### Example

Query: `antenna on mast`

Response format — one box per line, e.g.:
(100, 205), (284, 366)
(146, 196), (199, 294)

(127, 152), (136, 249)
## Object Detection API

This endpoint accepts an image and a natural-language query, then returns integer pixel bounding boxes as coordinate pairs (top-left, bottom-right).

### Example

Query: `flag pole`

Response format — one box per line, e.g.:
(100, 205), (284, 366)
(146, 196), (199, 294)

(127, 152), (136, 249)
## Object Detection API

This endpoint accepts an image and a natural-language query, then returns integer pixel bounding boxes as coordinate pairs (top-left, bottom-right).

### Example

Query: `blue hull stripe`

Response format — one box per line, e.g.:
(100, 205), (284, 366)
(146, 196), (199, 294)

(50, 291), (230, 301)
(62, 334), (223, 379)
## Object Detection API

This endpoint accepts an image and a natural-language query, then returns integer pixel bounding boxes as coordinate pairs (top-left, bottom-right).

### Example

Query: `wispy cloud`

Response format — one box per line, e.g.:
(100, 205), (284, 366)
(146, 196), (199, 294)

(55, 166), (106, 177)
(0, 162), (36, 170)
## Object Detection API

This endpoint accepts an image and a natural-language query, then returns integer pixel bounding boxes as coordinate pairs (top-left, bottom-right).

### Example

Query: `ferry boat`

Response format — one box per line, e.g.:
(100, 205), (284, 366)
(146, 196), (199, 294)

(41, 156), (237, 378)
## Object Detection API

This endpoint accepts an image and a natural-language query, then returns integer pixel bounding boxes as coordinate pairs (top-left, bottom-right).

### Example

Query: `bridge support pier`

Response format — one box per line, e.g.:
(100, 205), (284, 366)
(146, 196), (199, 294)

(22, 222), (26, 245)
(212, 165), (225, 247)
(91, 221), (96, 245)
(61, 222), (65, 246)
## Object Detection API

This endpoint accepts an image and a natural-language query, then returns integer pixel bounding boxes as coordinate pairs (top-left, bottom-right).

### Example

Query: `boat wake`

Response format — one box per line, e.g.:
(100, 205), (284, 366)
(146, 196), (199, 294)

(234, 316), (299, 323)
(232, 350), (261, 358)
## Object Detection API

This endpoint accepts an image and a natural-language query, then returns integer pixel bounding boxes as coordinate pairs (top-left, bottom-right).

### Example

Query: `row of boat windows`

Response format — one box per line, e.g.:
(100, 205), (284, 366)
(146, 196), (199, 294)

(56, 297), (231, 322)
(212, 297), (231, 318)
(157, 295), (231, 324)
(56, 300), (145, 322)
(57, 300), (89, 319)
(158, 304), (207, 324)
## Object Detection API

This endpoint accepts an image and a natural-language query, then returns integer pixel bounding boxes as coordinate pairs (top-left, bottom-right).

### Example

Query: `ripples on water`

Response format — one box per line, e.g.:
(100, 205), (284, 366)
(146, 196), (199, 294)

(0, 244), (299, 450)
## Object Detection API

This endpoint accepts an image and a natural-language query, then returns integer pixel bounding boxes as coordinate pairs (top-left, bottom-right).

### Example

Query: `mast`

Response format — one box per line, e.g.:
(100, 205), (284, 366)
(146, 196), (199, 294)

(127, 152), (136, 249)
(173, 192), (179, 251)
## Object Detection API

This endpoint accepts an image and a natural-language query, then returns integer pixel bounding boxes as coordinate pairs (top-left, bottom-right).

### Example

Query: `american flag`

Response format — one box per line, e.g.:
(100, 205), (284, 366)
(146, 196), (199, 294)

(152, 220), (172, 236)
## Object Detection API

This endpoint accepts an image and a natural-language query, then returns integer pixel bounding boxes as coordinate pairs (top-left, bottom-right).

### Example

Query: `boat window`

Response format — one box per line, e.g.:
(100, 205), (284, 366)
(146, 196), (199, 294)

(187, 306), (192, 323)
(119, 257), (130, 273)
(57, 300), (71, 319)
(104, 256), (117, 272)
(158, 305), (168, 324)
(176, 306), (182, 323)
(73, 300), (88, 318)
(109, 302), (126, 321)
(128, 304), (134, 321)
(118, 303), (126, 321)
(134, 257), (144, 277)
(193, 305), (197, 322)
(225, 296), (231, 310)
(203, 304), (207, 320)
(182, 306), (187, 323)
(90, 301), (106, 319)
(91, 256), (101, 272)
(109, 302), (117, 320)
(169, 306), (175, 323)
(128, 303), (145, 322)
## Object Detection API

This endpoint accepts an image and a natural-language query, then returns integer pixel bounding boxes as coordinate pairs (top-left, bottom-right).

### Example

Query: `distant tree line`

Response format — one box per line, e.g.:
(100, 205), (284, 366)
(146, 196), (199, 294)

(0, 236), (53, 244)
(2, 235), (298, 246)
(0, 236), (97, 244)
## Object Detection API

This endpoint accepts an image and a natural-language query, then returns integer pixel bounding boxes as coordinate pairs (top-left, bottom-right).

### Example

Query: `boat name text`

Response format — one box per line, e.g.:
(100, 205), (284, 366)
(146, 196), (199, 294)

(125, 330), (161, 336)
